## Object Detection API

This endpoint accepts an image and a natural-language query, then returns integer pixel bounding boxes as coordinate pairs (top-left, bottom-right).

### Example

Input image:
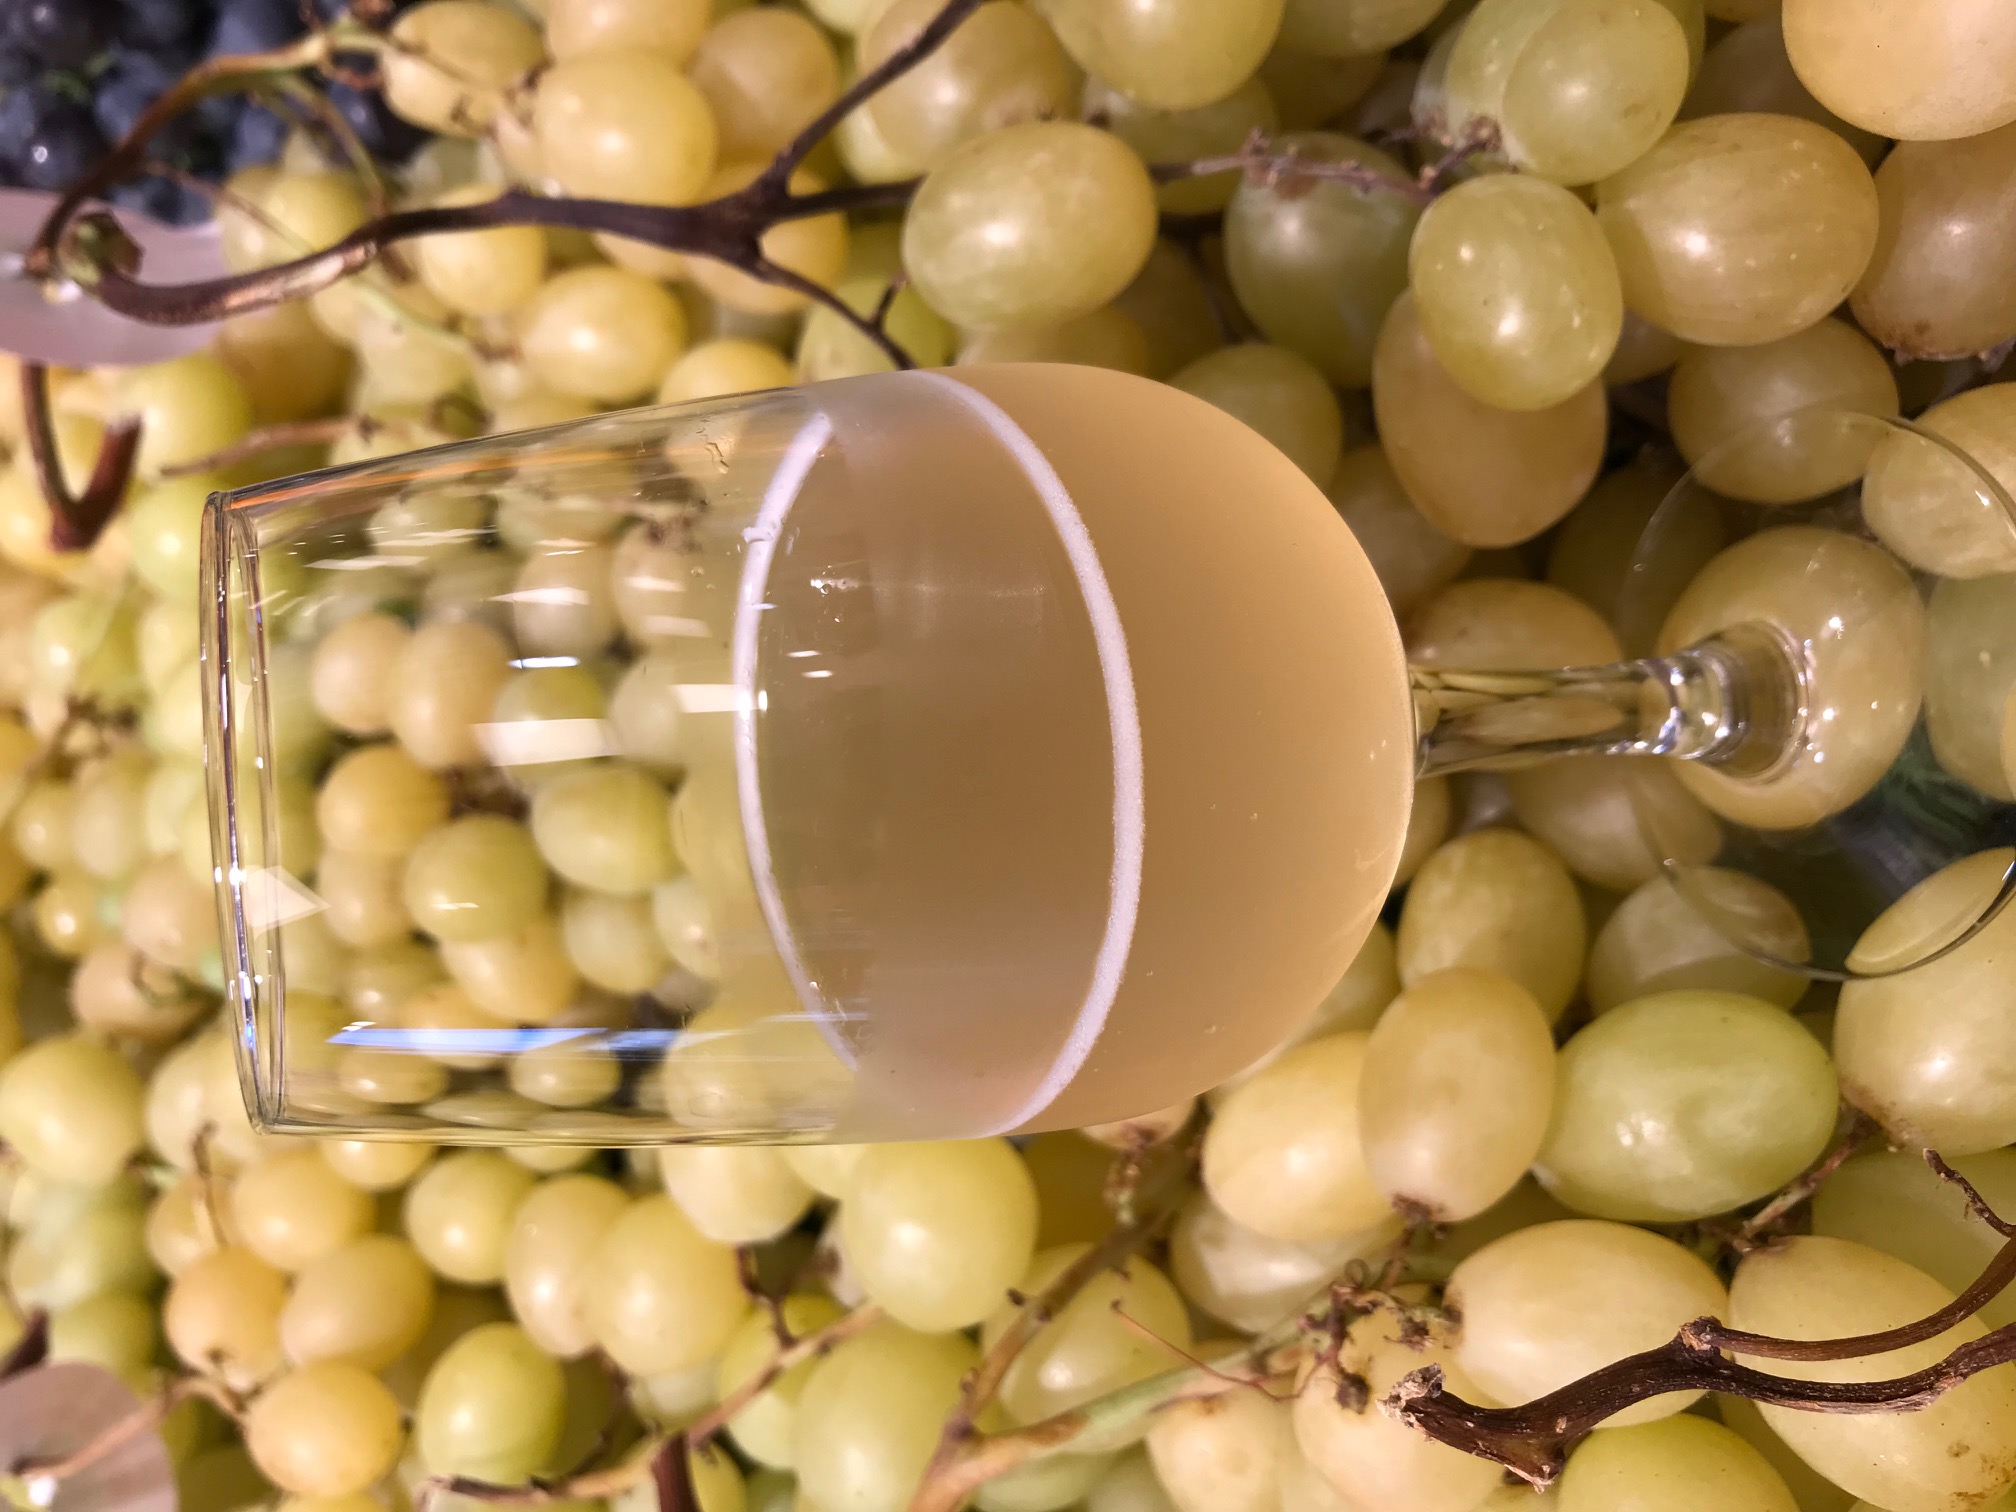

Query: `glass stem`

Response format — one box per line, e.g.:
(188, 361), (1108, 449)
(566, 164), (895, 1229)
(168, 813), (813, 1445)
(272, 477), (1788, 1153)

(1413, 623), (1806, 780)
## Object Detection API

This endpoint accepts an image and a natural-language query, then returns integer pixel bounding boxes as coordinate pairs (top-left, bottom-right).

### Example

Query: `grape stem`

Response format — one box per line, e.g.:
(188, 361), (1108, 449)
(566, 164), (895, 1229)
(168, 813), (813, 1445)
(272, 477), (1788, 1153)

(1725, 1109), (1879, 1253)
(11, 1373), (241, 1485)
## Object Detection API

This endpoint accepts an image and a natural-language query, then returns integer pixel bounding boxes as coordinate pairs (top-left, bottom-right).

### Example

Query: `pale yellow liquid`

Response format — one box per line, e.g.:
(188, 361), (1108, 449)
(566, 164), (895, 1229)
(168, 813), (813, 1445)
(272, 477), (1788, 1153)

(674, 365), (1414, 1140)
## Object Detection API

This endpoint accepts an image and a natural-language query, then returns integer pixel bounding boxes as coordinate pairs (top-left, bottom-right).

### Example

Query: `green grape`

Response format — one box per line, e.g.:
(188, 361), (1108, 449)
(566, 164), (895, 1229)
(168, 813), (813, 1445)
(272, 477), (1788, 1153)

(560, 889), (671, 994)
(1853, 123), (2016, 361)
(1668, 318), (1899, 504)
(1448, 1219), (1727, 1426)
(956, 306), (1151, 373)
(661, 1145), (814, 1245)
(389, 619), (515, 770)
(0, 1032), (145, 1185)
(1373, 294), (1605, 548)
(507, 1033), (623, 1106)
(1812, 1149), (2016, 1332)
(1359, 968), (1555, 1222)
(1409, 174), (1623, 411)
(860, 0), (1079, 174)
(1545, 453), (1719, 657)
(688, 8), (839, 160)
(1926, 576), (2016, 801)
(1505, 756), (1720, 896)
(404, 1150), (539, 1285)
(384, 0), (545, 136)
(902, 122), (1158, 332)
(1729, 1236), (2016, 1510)
(544, 0), (710, 61)
(416, 1321), (568, 1483)
(165, 1245), (289, 1389)
(715, 1292), (845, 1467)
(32, 871), (103, 959)
(797, 277), (955, 380)
(1145, 1389), (1296, 1512)
(783, 1143), (867, 1201)
(214, 299), (353, 425)
(1406, 577), (1623, 670)
(1169, 1190), (1392, 1336)
(503, 1173), (629, 1359)
(1110, 240), (1221, 378)
(1396, 828), (1586, 1021)
(658, 339), (796, 405)
(1393, 776), (1451, 886)
(1585, 872), (1810, 1013)
(688, 165), (850, 318)
(368, 494), (489, 568)
(145, 1179), (218, 1279)
(1595, 114), (1879, 346)
(125, 475), (213, 601)
(315, 848), (413, 955)
(1558, 1416), (1795, 1512)
(1034, 0), (1280, 111)
(980, 1244), (1191, 1429)
(486, 665), (608, 789)
(1682, 17), (1882, 161)
(1293, 1320), (1502, 1512)
(1604, 310), (1686, 386)
(534, 51), (717, 213)
(1223, 133), (1420, 387)
(1782, 0), (2016, 142)
(115, 351), (254, 478)
(121, 858), (215, 978)
(1170, 344), (1343, 484)
(1258, 45), (1387, 132)
(605, 651), (689, 778)
(245, 1363), (405, 1499)
(1864, 383), (2016, 579)
(321, 1137), (435, 1193)
(630, 1355), (722, 1430)
(1714, 1397), (1855, 1512)
(402, 982), (517, 1071)
(975, 1453), (1117, 1512)
(516, 266), (689, 403)
(1280, 0), (1438, 54)
(510, 543), (619, 659)
(1325, 445), (1471, 618)
(531, 764), (677, 896)
(336, 1043), (449, 1109)
(793, 1322), (976, 1512)
(1834, 850), (2016, 1154)
(49, 1290), (159, 1375)
(6, 1181), (152, 1311)
(585, 1194), (749, 1374)
(1214, 920), (1402, 1107)
(1447, 0), (1692, 186)
(1201, 1033), (1390, 1243)
(402, 816), (548, 943)
(839, 1138), (1039, 1331)
(1536, 989), (1837, 1221)
(1088, 76), (1281, 217)
(230, 1146), (375, 1273)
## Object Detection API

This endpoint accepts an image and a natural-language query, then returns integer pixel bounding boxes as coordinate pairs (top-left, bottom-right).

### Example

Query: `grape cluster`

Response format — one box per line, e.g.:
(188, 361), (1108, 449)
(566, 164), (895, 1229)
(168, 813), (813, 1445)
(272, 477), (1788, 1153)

(4, 2), (2016, 1512)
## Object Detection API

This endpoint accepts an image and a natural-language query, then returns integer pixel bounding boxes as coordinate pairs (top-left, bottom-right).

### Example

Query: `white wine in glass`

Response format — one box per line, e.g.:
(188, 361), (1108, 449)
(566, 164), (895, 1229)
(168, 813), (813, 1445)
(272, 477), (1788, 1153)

(201, 364), (2016, 1144)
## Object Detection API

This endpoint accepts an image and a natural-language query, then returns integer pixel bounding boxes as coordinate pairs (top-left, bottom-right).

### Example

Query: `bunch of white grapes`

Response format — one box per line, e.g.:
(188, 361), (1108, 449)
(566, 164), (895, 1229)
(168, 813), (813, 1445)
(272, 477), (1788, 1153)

(4, 0), (2016, 1510)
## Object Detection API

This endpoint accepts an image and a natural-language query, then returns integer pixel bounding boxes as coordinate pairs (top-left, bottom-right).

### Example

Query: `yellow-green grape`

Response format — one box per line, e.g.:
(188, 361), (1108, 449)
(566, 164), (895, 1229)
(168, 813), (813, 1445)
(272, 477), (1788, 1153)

(516, 266), (688, 403)
(1506, 757), (1719, 895)
(687, 165), (849, 317)
(1596, 114), (1879, 347)
(485, 665), (608, 789)
(1359, 968), (1556, 1222)
(507, 1033), (623, 1108)
(1201, 1033), (1390, 1243)
(715, 1293), (845, 1467)
(1853, 123), (2016, 361)
(116, 351), (253, 478)
(1293, 1320), (1502, 1512)
(1034, 0), (1278, 110)
(1259, 44), (1386, 131)
(839, 1139), (1039, 1332)
(1658, 526), (1927, 831)
(1325, 445), (1471, 618)
(390, 618), (515, 770)
(559, 890), (670, 995)
(798, 277), (956, 379)
(1373, 294), (1606, 548)
(118, 858), (213, 979)
(861, 0), (1080, 174)
(1170, 344), (1344, 484)
(1283, 0), (1438, 54)
(1146, 1388), (1296, 1512)
(245, 1362), (404, 1498)
(544, 0), (709, 60)
(510, 543), (618, 659)
(1088, 76), (1280, 217)
(1536, 989), (1838, 1221)
(536, 49), (715, 199)
(1667, 319), (1900, 505)
(230, 1146), (375, 1273)
(1111, 239), (1221, 378)
(1605, 310), (1686, 385)
(6, 1180), (152, 1311)
(688, 8), (839, 160)
(610, 522), (720, 650)
(1864, 383), (2016, 579)
(317, 850), (413, 950)
(1223, 133), (1419, 387)
(1586, 872), (1810, 1013)
(321, 1137), (435, 1193)
(974, 1453), (1116, 1512)
(1449, 1219), (1728, 1426)
(585, 1194), (749, 1374)
(956, 306), (1151, 373)
(1730, 1236), (2016, 1510)
(1558, 1416), (1795, 1512)
(1406, 577), (1622, 670)
(1713, 1398), (1856, 1512)
(279, 1232), (431, 1382)
(214, 300), (354, 425)
(351, 296), (473, 409)
(1682, 17), (1883, 162)
(660, 1144), (814, 1246)
(794, 1323), (976, 1512)
(650, 878), (720, 981)
(783, 1143), (868, 1201)
(658, 339), (796, 405)
(72, 941), (202, 1042)
(1835, 850), (2016, 1153)
(31, 593), (140, 709)
(1927, 577), (2016, 801)
(1397, 828), (1586, 1022)
(901, 122), (1157, 332)
(1168, 1190), (1394, 1334)
(505, 1173), (629, 1359)
(125, 475), (213, 601)
(416, 1321), (567, 1482)
(49, 1291), (158, 1376)
(1813, 1149), (2016, 1332)
(0, 1032), (145, 1184)
(402, 815), (548, 942)
(1782, 0), (2016, 142)
(384, 0), (544, 136)
(337, 1044), (448, 1107)
(404, 1150), (539, 1285)
(531, 764), (677, 896)
(607, 651), (689, 778)
(1409, 175), (1623, 411)
(70, 754), (148, 883)
(165, 1245), (288, 1389)
(1548, 455), (1718, 657)
(1447, 0), (1691, 186)
(411, 190), (549, 318)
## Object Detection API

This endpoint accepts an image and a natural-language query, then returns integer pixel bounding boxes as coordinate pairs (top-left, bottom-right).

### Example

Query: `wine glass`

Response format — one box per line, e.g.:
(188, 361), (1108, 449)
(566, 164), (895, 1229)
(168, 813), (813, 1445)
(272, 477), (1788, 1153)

(200, 364), (2016, 1144)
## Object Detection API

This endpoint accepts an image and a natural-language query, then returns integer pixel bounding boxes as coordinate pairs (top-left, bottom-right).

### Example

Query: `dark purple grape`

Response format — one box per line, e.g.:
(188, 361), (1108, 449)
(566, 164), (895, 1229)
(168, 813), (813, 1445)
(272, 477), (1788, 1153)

(8, 0), (118, 69)
(116, 0), (204, 48)
(92, 48), (198, 150)
(18, 99), (107, 189)
(205, 0), (305, 58)
(224, 97), (284, 169)
(0, 45), (36, 84)
(0, 82), (54, 173)
(323, 78), (425, 162)
(110, 170), (209, 224)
